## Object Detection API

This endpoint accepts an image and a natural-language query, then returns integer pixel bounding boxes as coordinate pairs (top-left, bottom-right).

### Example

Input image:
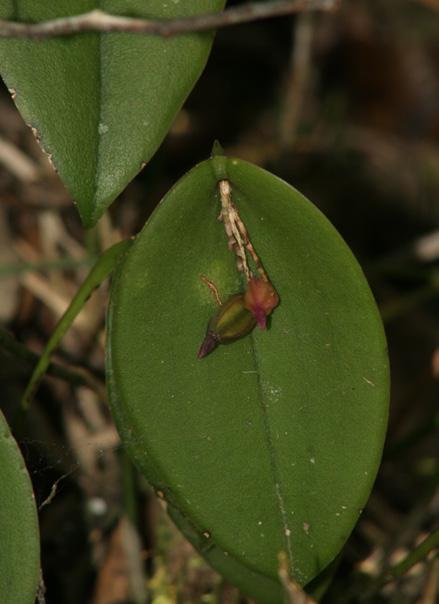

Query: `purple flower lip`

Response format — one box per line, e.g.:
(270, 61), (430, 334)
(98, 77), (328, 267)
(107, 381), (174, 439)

(197, 331), (218, 358)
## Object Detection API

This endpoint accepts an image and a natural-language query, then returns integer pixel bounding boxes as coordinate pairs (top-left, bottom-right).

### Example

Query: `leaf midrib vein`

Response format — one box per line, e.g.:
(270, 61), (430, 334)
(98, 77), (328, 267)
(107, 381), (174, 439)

(94, 0), (104, 222)
(249, 332), (294, 573)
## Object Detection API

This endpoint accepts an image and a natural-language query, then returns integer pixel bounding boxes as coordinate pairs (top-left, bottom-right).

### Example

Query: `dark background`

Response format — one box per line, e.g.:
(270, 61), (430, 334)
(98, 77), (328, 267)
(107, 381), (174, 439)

(0, 1), (438, 602)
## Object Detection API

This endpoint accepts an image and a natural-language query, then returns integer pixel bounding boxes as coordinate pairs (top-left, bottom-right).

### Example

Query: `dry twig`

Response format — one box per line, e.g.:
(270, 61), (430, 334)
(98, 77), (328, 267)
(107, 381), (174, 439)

(279, 12), (314, 149)
(0, 136), (40, 182)
(278, 552), (317, 604)
(0, 1), (338, 39)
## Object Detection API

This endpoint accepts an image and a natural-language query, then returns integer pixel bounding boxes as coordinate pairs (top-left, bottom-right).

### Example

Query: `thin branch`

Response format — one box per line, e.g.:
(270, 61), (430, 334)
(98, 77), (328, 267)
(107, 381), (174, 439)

(0, 325), (104, 393)
(38, 469), (76, 511)
(0, 0), (338, 39)
(279, 12), (314, 150)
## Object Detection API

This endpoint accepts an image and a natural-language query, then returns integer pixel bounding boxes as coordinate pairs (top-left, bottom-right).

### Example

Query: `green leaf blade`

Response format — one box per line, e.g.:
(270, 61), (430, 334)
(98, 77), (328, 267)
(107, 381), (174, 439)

(107, 157), (389, 600)
(0, 2), (100, 221)
(0, 411), (40, 604)
(0, 1), (225, 226)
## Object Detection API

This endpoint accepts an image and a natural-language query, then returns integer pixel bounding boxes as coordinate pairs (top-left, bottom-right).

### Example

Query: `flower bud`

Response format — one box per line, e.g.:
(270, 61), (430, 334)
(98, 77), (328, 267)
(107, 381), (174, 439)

(198, 293), (256, 358)
(243, 278), (279, 330)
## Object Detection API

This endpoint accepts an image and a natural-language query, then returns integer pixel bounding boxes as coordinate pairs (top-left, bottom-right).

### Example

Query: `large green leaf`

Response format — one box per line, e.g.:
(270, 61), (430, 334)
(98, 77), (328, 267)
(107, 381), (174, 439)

(0, 410), (40, 604)
(106, 156), (389, 601)
(0, 1), (225, 227)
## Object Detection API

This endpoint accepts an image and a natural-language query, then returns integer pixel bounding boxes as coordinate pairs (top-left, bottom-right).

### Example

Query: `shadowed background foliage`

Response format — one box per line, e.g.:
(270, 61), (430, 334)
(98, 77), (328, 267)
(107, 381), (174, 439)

(0, 0), (438, 602)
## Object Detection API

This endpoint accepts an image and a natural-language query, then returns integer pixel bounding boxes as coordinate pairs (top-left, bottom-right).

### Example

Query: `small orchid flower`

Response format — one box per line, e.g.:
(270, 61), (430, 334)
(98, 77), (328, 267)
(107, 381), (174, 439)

(243, 277), (279, 330)
(197, 293), (256, 359)
(198, 278), (279, 358)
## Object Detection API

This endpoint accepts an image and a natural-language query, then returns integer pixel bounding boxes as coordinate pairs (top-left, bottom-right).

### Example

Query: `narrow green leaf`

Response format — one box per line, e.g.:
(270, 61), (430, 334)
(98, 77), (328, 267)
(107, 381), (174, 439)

(0, 1), (225, 227)
(387, 528), (439, 581)
(22, 239), (130, 408)
(0, 411), (40, 604)
(106, 157), (389, 601)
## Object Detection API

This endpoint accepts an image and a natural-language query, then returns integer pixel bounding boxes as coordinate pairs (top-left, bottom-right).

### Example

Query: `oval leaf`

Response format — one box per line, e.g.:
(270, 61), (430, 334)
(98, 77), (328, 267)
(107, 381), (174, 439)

(0, 411), (40, 604)
(106, 157), (389, 601)
(0, 1), (225, 227)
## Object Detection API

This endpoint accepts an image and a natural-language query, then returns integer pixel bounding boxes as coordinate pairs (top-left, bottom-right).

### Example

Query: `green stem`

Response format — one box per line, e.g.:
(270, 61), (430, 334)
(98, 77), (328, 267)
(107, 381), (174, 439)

(0, 256), (94, 278)
(21, 239), (131, 409)
(387, 528), (439, 582)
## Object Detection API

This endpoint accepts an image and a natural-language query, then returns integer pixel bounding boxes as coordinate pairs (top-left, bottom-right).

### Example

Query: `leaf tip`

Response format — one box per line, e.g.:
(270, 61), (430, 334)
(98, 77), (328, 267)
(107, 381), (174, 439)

(211, 140), (225, 157)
